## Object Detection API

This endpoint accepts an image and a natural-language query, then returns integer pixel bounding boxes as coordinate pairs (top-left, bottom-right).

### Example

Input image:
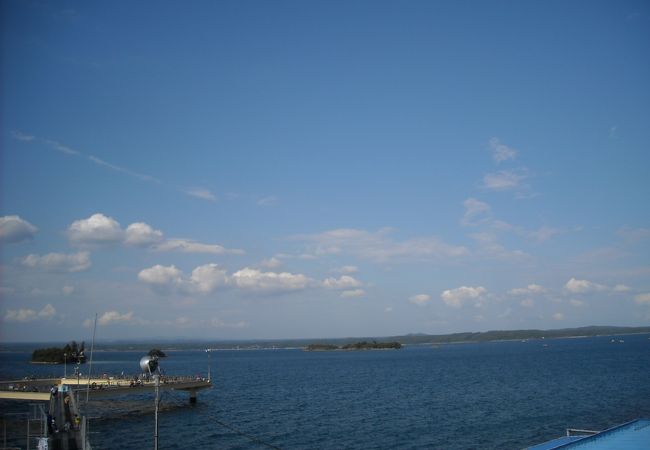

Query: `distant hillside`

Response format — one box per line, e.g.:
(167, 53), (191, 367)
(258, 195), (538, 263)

(2, 325), (648, 353)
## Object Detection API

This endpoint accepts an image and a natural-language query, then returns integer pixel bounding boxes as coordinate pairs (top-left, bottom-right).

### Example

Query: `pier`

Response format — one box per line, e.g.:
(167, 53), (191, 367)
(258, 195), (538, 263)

(1, 375), (212, 449)
(1, 376), (211, 402)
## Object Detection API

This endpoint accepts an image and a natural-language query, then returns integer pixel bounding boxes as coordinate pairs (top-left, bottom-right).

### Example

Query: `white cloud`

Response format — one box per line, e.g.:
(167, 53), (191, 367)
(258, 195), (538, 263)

(138, 265), (183, 286)
(322, 275), (362, 290)
(441, 286), (487, 308)
(0, 215), (38, 244)
(332, 265), (359, 274)
(4, 309), (37, 322)
(569, 299), (585, 307)
(295, 228), (468, 263)
(260, 257), (282, 269)
(469, 232), (528, 261)
(125, 223), (164, 246)
(38, 304), (56, 318)
(4, 304), (56, 322)
(68, 213), (123, 244)
(189, 264), (229, 294)
(210, 318), (249, 329)
(257, 196), (278, 206)
(139, 264), (308, 295)
(230, 268), (310, 293)
(21, 251), (91, 272)
(68, 213), (241, 255)
(155, 238), (244, 255)
(62, 286), (75, 295)
(552, 312), (565, 321)
(565, 278), (607, 294)
(526, 226), (562, 243)
(87, 155), (160, 183)
(482, 170), (526, 191)
(520, 298), (535, 308)
(409, 294), (431, 306)
(509, 284), (545, 296)
(185, 188), (217, 202)
(613, 284), (631, 293)
(489, 137), (518, 163)
(461, 198), (491, 227)
(634, 293), (650, 305)
(12, 130), (36, 142)
(97, 311), (135, 326)
(341, 289), (366, 298)
(43, 138), (80, 156)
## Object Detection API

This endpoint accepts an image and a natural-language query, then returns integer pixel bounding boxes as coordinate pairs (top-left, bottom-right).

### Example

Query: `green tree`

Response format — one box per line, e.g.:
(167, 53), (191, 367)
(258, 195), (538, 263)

(148, 348), (167, 358)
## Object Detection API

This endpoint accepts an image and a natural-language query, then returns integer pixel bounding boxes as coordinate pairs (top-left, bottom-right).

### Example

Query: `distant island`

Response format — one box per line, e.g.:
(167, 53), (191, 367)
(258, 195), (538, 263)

(306, 341), (402, 351)
(31, 340), (86, 364)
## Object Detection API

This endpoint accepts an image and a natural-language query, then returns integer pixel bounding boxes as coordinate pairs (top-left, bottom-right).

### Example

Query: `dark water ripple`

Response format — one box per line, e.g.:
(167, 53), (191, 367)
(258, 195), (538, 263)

(2, 334), (650, 449)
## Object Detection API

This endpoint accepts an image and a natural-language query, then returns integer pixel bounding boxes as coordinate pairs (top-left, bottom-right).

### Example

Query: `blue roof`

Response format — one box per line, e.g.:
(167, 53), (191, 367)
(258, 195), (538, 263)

(527, 419), (650, 450)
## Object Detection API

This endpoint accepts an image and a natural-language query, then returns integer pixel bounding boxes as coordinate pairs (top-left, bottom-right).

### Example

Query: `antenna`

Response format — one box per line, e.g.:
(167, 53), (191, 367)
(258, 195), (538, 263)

(86, 313), (98, 403)
(205, 348), (211, 382)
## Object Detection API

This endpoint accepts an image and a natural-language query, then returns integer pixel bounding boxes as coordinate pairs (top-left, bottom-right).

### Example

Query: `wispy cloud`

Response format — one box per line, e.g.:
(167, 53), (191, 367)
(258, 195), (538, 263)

(409, 294), (431, 306)
(11, 132), (231, 201)
(14, 131), (160, 182)
(461, 199), (563, 244)
(12, 131), (36, 142)
(257, 196), (278, 206)
(461, 198), (491, 227)
(509, 284), (545, 296)
(42, 139), (80, 156)
(482, 170), (527, 191)
(293, 228), (468, 263)
(155, 239), (244, 255)
(341, 289), (365, 298)
(617, 227), (650, 243)
(489, 137), (518, 163)
(4, 304), (57, 323)
(88, 155), (161, 183)
(185, 188), (217, 202)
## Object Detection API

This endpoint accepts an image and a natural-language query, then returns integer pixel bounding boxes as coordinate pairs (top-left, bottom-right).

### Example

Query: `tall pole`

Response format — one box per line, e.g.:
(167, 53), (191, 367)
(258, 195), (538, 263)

(154, 372), (160, 450)
(206, 348), (211, 382)
(86, 313), (97, 403)
(64, 353), (67, 378)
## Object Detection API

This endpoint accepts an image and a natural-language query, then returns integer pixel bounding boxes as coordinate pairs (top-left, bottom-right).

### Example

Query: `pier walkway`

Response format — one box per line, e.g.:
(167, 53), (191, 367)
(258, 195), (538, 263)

(1, 375), (211, 448)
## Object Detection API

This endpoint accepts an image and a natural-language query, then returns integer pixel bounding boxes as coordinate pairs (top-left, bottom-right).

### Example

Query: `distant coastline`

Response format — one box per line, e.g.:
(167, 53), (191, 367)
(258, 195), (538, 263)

(3, 325), (649, 353)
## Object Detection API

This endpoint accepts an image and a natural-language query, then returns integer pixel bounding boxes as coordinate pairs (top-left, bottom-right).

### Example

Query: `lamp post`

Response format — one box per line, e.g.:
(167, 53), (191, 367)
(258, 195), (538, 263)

(64, 353), (67, 378)
(140, 356), (160, 450)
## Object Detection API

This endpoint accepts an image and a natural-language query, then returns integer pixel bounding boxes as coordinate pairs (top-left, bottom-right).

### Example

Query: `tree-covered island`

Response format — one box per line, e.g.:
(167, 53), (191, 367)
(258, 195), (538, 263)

(306, 341), (402, 351)
(31, 341), (86, 364)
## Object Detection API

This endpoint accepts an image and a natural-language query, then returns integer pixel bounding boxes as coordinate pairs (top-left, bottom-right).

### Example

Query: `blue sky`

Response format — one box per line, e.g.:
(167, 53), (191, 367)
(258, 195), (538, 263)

(1, 0), (649, 342)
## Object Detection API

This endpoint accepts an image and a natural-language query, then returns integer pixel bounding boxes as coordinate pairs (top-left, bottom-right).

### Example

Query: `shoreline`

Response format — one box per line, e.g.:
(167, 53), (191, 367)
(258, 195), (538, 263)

(2, 329), (649, 353)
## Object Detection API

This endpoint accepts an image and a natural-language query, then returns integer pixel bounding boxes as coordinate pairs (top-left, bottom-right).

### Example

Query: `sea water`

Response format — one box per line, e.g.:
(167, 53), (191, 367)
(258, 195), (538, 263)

(1, 334), (649, 449)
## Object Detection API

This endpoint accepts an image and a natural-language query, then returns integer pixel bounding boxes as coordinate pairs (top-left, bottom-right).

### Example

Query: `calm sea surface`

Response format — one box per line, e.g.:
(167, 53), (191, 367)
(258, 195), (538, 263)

(2, 334), (650, 449)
